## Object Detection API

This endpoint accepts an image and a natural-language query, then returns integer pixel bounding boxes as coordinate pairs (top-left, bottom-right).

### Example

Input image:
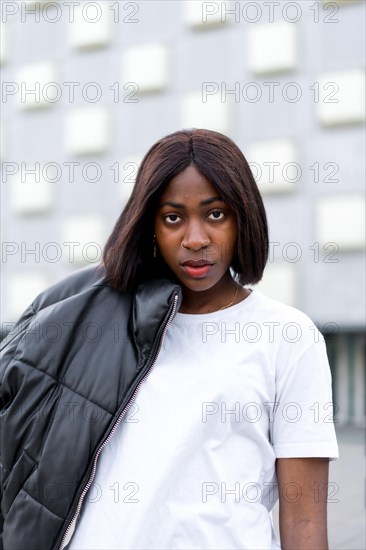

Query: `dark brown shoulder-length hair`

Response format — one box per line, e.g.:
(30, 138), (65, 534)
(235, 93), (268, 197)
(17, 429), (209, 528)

(102, 128), (269, 292)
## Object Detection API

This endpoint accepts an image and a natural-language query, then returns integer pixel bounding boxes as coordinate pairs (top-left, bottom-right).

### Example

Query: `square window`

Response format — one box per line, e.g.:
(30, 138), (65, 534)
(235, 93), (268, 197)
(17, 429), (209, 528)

(184, 0), (228, 27)
(69, 2), (111, 50)
(316, 195), (365, 250)
(61, 215), (106, 264)
(245, 139), (299, 193)
(64, 106), (109, 155)
(11, 170), (53, 214)
(181, 91), (231, 135)
(15, 62), (57, 109)
(122, 43), (169, 93)
(247, 22), (298, 75)
(257, 263), (297, 306)
(0, 22), (8, 65)
(316, 70), (365, 126)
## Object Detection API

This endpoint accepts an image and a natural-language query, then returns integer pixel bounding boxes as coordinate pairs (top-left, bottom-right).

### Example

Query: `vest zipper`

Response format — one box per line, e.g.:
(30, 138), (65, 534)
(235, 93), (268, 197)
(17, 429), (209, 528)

(58, 292), (179, 550)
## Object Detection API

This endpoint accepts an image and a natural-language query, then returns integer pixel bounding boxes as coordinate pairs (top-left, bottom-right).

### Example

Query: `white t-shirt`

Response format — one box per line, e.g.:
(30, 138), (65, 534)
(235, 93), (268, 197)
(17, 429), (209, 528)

(68, 288), (339, 550)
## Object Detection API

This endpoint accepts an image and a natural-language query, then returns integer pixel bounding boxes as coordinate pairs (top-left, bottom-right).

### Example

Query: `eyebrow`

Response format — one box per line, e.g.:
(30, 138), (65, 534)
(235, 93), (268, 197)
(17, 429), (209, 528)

(158, 196), (224, 209)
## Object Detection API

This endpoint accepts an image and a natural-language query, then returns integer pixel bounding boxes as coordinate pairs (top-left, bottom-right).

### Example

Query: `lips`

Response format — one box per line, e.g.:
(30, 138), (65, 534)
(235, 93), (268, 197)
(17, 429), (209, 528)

(181, 259), (214, 267)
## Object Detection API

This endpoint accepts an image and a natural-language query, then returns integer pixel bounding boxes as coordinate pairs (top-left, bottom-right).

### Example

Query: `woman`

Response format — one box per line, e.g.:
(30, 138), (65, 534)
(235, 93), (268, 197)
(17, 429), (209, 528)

(0, 129), (338, 550)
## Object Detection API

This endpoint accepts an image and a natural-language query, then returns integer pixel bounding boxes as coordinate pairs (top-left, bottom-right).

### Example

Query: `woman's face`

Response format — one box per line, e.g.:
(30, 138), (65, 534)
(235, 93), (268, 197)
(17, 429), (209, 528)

(154, 165), (237, 293)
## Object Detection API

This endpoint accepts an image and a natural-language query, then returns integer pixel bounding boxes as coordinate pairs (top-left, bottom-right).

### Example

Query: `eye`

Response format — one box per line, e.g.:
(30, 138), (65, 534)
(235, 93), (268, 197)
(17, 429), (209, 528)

(208, 209), (225, 220)
(164, 214), (181, 224)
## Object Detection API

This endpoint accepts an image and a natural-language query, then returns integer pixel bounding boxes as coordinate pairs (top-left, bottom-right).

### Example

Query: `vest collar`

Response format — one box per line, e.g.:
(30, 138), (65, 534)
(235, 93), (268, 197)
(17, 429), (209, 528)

(132, 277), (183, 359)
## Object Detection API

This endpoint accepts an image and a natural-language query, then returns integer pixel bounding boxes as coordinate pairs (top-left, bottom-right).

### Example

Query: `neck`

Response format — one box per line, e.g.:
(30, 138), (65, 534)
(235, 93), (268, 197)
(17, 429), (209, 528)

(179, 271), (239, 314)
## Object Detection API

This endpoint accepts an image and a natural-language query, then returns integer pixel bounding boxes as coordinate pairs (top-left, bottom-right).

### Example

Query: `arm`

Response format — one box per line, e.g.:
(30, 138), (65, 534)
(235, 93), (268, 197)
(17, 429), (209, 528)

(276, 457), (330, 550)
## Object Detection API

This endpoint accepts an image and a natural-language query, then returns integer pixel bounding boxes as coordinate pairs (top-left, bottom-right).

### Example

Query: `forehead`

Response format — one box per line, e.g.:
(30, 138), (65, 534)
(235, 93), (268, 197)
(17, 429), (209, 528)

(159, 165), (219, 201)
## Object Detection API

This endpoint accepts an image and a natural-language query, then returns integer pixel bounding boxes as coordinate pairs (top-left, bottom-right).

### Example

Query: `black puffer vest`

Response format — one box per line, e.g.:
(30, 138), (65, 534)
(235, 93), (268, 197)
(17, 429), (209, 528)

(0, 265), (182, 550)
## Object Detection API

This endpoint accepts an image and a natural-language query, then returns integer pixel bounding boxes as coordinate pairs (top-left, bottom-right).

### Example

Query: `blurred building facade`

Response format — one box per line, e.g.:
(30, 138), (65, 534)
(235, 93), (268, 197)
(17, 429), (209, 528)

(1, 0), (365, 426)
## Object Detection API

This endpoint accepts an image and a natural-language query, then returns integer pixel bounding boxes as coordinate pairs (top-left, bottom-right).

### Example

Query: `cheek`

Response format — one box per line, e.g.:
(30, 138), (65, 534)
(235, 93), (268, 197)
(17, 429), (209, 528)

(155, 230), (181, 258)
(222, 224), (238, 260)
(221, 219), (237, 240)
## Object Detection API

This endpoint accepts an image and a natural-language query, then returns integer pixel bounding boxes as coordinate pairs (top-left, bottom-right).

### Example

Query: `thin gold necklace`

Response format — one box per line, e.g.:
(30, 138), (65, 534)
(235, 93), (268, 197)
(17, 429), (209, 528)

(218, 283), (239, 310)
(180, 284), (239, 313)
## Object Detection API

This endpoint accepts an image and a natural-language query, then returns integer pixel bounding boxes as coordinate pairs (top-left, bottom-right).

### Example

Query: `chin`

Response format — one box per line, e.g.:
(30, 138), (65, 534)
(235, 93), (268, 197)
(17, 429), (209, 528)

(183, 278), (217, 291)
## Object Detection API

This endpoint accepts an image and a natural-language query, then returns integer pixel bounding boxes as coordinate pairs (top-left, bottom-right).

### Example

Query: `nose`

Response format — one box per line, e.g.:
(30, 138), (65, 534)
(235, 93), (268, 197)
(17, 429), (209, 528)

(181, 220), (210, 251)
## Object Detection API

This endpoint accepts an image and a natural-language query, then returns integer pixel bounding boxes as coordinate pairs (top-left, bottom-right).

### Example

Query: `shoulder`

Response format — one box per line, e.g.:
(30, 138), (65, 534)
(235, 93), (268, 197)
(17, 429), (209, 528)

(251, 289), (324, 349)
(31, 263), (107, 314)
(1, 264), (109, 351)
(253, 289), (316, 325)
